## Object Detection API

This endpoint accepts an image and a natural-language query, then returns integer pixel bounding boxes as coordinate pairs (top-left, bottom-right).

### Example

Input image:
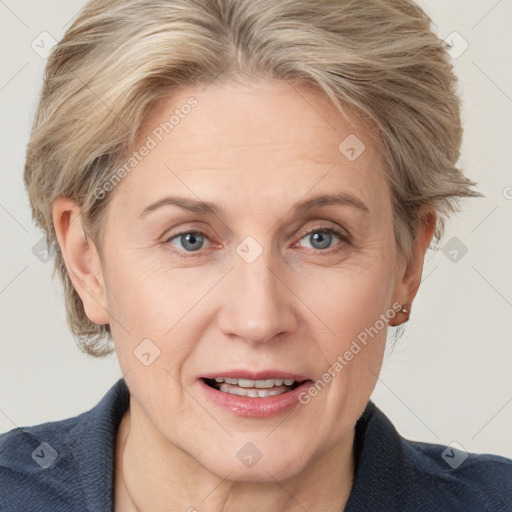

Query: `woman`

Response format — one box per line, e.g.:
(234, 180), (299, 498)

(1, 0), (510, 510)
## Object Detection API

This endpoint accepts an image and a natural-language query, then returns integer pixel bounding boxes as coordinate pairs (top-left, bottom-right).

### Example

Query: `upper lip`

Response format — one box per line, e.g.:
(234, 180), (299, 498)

(200, 370), (311, 382)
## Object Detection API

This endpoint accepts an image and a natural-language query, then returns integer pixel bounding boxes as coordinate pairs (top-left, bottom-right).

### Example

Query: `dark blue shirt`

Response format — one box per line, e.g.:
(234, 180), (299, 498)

(1, 378), (511, 511)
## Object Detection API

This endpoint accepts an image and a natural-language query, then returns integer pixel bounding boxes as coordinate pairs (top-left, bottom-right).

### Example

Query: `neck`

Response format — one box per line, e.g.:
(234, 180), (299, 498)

(114, 402), (356, 512)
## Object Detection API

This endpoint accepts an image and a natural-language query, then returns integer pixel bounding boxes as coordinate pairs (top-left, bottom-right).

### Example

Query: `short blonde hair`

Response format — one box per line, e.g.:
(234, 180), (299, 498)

(24, 0), (481, 357)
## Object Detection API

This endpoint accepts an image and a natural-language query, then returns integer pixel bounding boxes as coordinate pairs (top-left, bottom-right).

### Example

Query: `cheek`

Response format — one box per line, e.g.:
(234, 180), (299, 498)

(295, 261), (393, 426)
(104, 251), (188, 331)
(300, 247), (396, 356)
(103, 256), (200, 375)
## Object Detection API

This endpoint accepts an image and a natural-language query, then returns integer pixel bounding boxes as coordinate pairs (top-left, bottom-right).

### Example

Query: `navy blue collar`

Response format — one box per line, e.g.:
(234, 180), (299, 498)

(61, 378), (512, 511)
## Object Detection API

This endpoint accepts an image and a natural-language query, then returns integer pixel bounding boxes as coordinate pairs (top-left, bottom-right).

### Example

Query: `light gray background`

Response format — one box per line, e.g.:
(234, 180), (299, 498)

(1, 0), (511, 459)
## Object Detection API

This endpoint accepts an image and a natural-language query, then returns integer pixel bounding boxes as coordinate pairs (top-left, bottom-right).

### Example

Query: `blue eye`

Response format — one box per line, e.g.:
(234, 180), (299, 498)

(166, 231), (208, 254)
(297, 227), (348, 252)
(163, 225), (350, 259)
(301, 228), (337, 250)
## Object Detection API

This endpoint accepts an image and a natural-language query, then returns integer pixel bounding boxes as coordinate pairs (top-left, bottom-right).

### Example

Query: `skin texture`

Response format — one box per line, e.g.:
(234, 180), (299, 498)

(53, 77), (436, 511)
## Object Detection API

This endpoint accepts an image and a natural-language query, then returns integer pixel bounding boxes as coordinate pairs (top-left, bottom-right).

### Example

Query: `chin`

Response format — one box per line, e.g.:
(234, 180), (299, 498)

(195, 442), (311, 483)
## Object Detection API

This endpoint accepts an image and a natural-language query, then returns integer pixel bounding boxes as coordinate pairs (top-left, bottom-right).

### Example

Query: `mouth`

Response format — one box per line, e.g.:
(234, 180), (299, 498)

(202, 377), (303, 398)
(198, 372), (312, 417)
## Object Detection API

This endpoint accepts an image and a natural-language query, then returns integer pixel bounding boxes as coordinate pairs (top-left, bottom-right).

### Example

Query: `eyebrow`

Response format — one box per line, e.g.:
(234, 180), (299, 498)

(138, 192), (370, 219)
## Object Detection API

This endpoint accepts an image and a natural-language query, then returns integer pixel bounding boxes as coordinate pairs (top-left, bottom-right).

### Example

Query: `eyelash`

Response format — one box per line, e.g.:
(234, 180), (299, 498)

(163, 225), (351, 259)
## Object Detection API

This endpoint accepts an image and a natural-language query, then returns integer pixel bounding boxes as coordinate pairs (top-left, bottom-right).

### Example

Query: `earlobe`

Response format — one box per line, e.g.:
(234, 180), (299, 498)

(52, 197), (110, 325)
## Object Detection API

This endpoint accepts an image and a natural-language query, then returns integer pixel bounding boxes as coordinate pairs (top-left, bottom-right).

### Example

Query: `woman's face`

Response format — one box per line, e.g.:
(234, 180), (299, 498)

(90, 78), (415, 481)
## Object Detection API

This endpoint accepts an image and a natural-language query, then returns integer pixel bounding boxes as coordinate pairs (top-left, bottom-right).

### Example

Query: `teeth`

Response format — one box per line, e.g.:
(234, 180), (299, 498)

(215, 377), (304, 398)
(206, 377), (304, 397)
(210, 377), (298, 388)
(255, 380), (277, 389)
(218, 382), (294, 397)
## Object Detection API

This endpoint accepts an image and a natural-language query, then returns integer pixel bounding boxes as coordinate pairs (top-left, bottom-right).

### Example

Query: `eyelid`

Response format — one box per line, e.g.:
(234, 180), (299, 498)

(163, 222), (351, 258)
(294, 223), (352, 244)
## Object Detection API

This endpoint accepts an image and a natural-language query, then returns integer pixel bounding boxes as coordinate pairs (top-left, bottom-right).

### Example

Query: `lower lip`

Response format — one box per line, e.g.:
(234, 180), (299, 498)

(198, 379), (312, 418)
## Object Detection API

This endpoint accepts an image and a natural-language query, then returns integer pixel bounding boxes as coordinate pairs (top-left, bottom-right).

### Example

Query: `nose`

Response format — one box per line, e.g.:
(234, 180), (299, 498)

(217, 247), (298, 346)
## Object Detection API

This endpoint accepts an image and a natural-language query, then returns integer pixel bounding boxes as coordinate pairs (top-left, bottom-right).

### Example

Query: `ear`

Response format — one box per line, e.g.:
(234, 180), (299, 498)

(390, 207), (437, 325)
(52, 197), (110, 325)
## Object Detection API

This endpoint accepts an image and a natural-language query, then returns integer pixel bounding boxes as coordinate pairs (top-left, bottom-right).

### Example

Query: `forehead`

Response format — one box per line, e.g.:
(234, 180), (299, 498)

(114, 78), (389, 217)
